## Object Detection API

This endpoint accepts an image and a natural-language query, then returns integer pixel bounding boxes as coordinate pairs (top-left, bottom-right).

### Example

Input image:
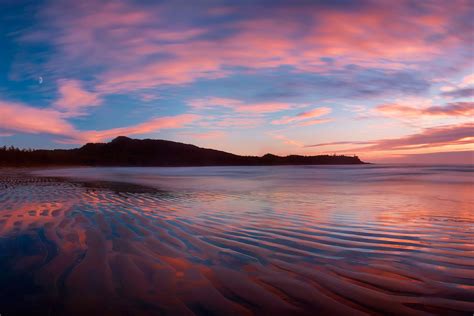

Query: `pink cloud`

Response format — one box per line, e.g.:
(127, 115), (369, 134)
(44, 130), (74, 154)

(461, 74), (474, 87)
(0, 98), (198, 144)
(21, 0), (472, 95)
(364, 123), (474, 151)
(305, 141), (375, 148)
(376, 102), (474, 118)
(301, 6), (446, 62)
(40, 1), (155, 64)
(97, 57), (224, 93)
(440, 74), (474, 96)
(307, 123), (474, 152)
(54, 79), (101, 116)
(236, 102), (292, 113)
(272, 107), (331, 125)
(0, 101), (77, 136)
(188, 97), (293, 113)
(297, 118), (334, 127)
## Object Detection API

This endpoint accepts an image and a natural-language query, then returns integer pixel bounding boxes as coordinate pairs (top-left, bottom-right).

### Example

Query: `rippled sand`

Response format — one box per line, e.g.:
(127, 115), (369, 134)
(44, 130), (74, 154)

(0, 166), (473, 315)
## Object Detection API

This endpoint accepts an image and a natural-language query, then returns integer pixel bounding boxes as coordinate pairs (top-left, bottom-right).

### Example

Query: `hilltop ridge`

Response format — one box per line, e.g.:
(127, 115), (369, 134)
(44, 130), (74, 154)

(0, 136), (365, 166)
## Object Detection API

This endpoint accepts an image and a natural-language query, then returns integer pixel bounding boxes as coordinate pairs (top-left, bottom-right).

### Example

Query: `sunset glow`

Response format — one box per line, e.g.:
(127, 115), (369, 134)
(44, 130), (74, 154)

(1, 3), (474, 314)
(0, 0), (473, 162)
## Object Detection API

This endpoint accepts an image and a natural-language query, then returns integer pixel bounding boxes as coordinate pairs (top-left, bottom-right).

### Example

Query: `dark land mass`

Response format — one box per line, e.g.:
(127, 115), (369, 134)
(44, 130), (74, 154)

(0, 136), (365, 166)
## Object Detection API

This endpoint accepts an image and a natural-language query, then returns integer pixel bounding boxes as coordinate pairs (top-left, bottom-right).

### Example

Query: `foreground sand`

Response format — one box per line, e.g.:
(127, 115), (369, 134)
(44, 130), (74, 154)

(0, 167), (473, 315)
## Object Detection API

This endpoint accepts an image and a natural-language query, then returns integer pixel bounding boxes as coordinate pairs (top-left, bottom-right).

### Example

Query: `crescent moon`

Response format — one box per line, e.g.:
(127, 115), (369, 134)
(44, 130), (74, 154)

(39, 76), (43, 84)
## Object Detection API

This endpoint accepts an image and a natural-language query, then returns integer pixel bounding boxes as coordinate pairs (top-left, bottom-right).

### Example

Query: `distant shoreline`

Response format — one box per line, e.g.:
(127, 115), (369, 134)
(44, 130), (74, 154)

(0, 136), (366, 167)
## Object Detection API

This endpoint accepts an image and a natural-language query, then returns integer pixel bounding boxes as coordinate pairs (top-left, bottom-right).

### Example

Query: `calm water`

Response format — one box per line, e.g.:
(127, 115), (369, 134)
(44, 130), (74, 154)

(1, 165), (473, 315)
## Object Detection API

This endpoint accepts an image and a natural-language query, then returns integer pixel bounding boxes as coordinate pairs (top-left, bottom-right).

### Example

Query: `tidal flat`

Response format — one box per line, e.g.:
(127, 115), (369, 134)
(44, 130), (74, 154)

(0, 165), (473, 315)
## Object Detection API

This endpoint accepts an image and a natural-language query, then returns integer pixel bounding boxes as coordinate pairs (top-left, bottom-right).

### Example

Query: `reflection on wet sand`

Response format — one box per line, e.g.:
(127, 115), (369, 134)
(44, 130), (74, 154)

(0, 168), (473, 315)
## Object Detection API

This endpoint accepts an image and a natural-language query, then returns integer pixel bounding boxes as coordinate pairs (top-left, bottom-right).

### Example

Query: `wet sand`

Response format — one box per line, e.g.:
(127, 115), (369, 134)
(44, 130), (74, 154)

(0, 166), (473, 315)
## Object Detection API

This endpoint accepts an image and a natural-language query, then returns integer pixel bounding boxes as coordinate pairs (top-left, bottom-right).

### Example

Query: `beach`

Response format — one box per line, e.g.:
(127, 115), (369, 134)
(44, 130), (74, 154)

(0, 165), (473, 315)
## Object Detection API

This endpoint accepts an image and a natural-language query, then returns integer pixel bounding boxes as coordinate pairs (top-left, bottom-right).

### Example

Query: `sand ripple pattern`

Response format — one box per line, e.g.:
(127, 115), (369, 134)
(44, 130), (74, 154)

(0, 171), (473, 315)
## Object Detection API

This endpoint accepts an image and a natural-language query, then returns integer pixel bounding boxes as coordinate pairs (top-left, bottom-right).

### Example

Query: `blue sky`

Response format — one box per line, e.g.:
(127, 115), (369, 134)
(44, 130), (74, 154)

(0, 0), (473, 162)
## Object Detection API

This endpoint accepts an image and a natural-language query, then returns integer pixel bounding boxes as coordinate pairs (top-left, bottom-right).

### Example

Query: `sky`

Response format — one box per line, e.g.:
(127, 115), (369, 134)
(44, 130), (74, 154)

(0, 0), (473, 163)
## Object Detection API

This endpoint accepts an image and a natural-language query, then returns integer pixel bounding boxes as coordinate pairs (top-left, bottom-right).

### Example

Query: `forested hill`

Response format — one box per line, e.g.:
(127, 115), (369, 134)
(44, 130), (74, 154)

(0, 136), (365, 166)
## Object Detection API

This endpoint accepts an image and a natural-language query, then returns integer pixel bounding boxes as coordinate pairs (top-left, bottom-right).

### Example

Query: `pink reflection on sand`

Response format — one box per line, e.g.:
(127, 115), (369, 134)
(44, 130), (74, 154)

(0, 167), (473, 315)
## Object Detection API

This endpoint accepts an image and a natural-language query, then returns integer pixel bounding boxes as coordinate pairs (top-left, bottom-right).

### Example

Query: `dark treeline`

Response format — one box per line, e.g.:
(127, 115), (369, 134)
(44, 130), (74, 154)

(0, 136), (365, 166)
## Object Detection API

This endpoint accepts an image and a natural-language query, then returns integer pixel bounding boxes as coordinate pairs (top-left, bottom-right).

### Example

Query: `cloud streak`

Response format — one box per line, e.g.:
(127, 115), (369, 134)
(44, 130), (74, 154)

(0, 99), (198, 144)
(272, 107), (332, 125)
(376, 102), (474, 118)
(307, 123), (474, 153)
(188, 97), (294, 113)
